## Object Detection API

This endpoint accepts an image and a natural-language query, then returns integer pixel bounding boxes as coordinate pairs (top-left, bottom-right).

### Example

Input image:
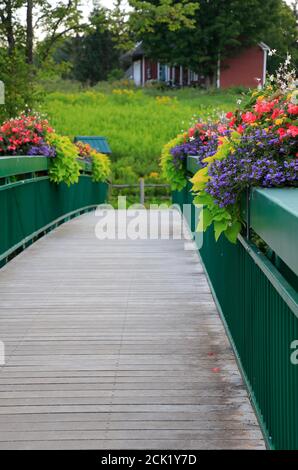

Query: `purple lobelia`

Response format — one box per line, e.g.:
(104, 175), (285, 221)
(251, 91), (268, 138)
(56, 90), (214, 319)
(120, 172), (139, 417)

(170, 136), (219, 168)
(205, 129), (298, 208)
(28, 142), (56, 158)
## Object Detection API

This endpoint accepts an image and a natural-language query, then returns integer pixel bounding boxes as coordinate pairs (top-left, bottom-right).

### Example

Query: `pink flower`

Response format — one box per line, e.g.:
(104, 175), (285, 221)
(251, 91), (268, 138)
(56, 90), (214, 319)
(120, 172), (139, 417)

(242, 112), (257, 124)
(271, 108), (283, 120)
(287, 125), (298, 137)
(288, 103), (298, 115)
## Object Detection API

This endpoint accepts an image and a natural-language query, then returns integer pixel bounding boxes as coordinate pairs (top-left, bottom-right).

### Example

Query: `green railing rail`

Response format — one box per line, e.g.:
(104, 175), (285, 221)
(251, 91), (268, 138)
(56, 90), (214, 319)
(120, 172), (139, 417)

(173, 156), (298, 450)
(0, 156), (108, 267)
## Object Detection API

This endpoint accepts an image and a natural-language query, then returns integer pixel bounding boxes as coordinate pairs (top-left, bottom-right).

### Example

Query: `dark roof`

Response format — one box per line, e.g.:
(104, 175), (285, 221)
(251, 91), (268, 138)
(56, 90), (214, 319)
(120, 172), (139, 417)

(74, 136), (112, 155)
(121, 42), (145, 61)
(132, 43), (145, 58)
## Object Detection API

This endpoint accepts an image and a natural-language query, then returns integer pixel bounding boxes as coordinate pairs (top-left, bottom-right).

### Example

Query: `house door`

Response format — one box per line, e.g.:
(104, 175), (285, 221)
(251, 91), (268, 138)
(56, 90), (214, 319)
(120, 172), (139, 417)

(133, 60), (142, 86)
(159, 64), (167, 82)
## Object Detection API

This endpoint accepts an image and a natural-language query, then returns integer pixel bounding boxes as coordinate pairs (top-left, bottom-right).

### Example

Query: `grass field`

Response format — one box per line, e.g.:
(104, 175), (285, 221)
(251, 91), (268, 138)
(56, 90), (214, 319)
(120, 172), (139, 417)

(42, 84), (241, 203)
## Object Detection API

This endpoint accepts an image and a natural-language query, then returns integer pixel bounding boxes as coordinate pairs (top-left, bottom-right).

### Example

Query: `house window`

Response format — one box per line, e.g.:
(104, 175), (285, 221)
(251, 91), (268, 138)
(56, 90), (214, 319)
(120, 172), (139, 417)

(159, 64), (167, 82)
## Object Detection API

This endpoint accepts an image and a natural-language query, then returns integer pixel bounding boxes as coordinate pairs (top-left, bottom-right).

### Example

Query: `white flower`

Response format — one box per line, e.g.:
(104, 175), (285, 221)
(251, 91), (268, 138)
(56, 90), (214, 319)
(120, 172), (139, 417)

(285, 53), (292, 66)
(268, 49), (276, 56)
(269, 75), (274, 82)
(237, 99), (242, 105)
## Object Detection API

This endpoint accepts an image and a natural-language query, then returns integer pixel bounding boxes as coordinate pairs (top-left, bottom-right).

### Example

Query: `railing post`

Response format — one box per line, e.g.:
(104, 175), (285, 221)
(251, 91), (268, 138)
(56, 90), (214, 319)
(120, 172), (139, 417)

(140, 177), (145, 205)
(246, 186), (251, 240)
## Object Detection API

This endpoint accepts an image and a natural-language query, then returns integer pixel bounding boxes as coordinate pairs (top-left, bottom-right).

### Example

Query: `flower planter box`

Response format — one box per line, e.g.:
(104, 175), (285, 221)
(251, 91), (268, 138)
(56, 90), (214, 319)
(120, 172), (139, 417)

(0, 155), (50, 178)
(172, 155), (298, 450)
(245, 187), (298, 279)
(0, 156), (108, 265)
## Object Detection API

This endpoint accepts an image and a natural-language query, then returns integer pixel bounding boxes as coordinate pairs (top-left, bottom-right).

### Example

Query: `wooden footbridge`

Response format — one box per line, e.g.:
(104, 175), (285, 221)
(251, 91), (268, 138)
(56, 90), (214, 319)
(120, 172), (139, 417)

(0, 155), (297, 450)
(0, 210), (264, 449)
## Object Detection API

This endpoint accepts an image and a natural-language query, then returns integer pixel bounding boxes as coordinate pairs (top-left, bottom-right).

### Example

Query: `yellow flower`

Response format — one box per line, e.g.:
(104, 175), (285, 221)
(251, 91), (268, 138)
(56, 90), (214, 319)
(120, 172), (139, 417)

(275, 118), (284, 126)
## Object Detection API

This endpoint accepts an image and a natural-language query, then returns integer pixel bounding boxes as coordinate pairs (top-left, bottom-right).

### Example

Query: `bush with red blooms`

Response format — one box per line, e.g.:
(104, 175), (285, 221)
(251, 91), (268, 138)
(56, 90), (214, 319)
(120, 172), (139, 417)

(0, 114), (55, 157)
(0, 113), (111, 185)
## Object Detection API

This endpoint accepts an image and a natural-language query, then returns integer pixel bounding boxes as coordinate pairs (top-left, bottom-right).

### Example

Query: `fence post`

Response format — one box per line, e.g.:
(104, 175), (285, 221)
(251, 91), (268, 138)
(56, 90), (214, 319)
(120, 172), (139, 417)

(140, 178), (145, 205)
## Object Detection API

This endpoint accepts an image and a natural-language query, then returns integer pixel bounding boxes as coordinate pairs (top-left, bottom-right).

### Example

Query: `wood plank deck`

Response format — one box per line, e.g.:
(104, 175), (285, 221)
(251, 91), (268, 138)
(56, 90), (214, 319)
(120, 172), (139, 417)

(0, 210), (265, 449)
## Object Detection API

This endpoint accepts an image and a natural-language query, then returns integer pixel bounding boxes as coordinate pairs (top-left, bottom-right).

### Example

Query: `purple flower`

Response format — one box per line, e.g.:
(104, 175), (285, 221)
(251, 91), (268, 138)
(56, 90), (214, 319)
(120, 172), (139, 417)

(28, 142), (56, 158)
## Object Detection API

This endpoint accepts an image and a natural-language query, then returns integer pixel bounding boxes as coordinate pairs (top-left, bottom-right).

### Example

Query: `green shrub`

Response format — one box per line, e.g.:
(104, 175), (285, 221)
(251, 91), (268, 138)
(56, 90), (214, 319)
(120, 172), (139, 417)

(91, 150), (111, 182)
(46, 132), (81, 186)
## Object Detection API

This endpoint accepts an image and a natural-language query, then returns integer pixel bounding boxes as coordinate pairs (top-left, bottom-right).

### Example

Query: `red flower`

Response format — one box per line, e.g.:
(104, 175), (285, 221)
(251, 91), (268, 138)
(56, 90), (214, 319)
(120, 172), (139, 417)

(277, 128), (287, 138)
(287, 125), (298, 138)
(188, 128), (195, 138)
(288, 103), (298, 115)
(254, 99), (276, 114)
(237, 125), (244, 133)
(271, 108), (283, 120)
(242, 112), (257, 124)
(226, 111), (234, 119)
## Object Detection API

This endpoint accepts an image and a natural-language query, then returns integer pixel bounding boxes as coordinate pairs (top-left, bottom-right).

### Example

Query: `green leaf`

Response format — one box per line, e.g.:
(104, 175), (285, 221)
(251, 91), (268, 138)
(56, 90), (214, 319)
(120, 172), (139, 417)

(214, 219), (229, 241)
(197, 208), (213, 232)
(224, 221), (242, 244)
(193, 192), (214, 205)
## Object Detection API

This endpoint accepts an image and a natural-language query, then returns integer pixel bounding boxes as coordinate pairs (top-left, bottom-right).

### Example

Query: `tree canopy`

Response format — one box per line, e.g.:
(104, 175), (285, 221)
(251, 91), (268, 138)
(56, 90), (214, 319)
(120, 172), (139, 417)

(130, 0), (297, 78)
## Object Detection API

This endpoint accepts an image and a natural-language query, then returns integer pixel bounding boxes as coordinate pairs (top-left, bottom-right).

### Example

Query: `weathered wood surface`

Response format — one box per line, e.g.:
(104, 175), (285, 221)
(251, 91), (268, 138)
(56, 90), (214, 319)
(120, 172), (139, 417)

(0, 210), (265, 449)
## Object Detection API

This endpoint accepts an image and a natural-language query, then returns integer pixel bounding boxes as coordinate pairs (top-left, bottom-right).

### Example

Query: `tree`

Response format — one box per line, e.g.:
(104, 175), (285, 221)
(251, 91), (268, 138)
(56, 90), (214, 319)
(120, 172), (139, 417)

(264, 0), (298, 73)
(130, 0), (290, 80)
(0, 1), (86, 118)
(56, 7), (121, 84)
(108, 0), (135, 51)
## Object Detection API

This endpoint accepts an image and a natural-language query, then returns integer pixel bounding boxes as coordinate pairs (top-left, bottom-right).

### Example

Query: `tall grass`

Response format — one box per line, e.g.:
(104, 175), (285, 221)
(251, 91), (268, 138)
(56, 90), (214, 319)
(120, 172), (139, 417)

(42, 87), (239, 187)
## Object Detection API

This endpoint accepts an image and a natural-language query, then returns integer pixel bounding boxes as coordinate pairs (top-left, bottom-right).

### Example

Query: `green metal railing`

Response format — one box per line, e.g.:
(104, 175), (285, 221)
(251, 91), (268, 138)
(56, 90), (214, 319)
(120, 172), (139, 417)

(173, 156), (298, 450)
(0, 156), (108, 266)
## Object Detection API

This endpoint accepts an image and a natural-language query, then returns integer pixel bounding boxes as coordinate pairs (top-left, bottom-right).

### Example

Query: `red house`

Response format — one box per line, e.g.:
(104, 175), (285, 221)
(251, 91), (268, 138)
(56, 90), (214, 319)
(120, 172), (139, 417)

(219, 43), (270, 88)
(130, 42), (269, 89)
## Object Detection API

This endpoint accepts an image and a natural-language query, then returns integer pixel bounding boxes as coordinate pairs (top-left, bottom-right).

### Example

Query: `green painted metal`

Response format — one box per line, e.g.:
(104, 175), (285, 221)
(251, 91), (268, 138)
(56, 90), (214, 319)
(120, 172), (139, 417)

(172, 156), (298, 450)
(0, 157), (108, 266)
(0, 156), (49, 178)
(74, 136), (112, 154)
(186, 155), (200, 174)
(248, 188), (298, 278)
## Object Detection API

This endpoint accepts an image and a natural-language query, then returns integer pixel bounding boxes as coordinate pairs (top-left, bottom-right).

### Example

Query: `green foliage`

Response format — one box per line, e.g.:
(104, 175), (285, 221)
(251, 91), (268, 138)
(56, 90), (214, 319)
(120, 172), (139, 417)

(135, 0), (287, 77)
(0, 50), (39, 120)
(0, 1), (85, 120)
(90, 150), (111, 183)
(46, 132), (81, 186)
(54, 7), (121, 85)
(129, 0), (198, 33)
(42, 88), (237, 189)
(195, 192), (241, 244)
(160, 134), (187, 191)
(191, 133), (243, 243)
(264, 0), (298, 73)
